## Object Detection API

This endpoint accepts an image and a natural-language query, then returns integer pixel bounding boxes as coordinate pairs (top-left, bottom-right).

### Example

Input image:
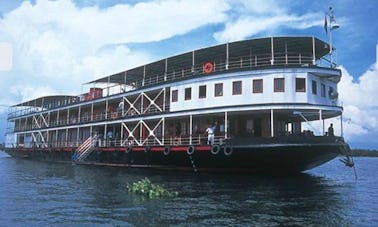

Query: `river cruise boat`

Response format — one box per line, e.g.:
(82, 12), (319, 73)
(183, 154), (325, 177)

(3, 36), (352, 173)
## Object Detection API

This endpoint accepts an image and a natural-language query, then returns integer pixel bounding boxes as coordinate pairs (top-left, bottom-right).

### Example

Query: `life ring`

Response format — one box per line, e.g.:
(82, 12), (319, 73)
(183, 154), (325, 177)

(187, 146), (195, 155)
(164, 146), (171, 156)
(203, 62), (214, 74)
(126, 146), (132, 153)
(224, 146), (233, 156)
(211, 145), (220, 155)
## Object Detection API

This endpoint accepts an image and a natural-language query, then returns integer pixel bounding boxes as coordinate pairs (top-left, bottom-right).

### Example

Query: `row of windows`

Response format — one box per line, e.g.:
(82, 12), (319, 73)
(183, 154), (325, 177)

(172, 78), (332, 102)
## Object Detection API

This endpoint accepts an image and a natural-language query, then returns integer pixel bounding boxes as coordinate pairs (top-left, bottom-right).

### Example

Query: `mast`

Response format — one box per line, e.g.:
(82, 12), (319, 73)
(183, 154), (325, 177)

(326, 6), (340, 68)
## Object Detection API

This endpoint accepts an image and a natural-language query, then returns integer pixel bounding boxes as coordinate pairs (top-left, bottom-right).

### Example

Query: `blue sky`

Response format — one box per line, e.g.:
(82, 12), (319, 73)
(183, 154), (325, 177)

(0, 0), (377, 148)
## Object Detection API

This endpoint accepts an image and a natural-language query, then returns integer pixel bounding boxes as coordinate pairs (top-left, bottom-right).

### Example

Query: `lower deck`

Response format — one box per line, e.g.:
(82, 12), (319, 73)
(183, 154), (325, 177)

(13, 107), (338, 150)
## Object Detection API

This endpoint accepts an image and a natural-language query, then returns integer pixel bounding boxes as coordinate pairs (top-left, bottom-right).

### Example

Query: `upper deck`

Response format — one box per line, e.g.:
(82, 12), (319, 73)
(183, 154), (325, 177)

(8, 36), (335, 119)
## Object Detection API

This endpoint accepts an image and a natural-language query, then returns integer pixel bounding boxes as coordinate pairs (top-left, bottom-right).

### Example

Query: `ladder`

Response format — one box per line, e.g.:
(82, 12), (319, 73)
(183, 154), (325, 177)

(72, 135), (98, 162)
(338, 141), (357, 180)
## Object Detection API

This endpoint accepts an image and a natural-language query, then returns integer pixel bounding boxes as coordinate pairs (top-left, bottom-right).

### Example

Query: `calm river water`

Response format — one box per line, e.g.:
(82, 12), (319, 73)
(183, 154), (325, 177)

(0, 152), (377, 226)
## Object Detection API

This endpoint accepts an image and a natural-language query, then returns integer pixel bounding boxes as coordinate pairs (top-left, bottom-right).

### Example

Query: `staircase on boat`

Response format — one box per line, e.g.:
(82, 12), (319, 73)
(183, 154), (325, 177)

(72, 135), (98, 162)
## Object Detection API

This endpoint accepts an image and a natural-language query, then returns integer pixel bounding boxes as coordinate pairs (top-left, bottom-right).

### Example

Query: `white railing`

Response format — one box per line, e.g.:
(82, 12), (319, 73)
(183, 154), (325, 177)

(6, 134), (228, 150)
(73, 135), (98, 162)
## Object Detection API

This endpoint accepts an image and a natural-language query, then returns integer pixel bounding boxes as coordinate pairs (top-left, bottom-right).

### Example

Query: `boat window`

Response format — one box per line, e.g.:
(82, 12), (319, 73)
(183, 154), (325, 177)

(215, 83), (223, 97)
(199, 85), (206, 99)
(295, 78), (306, 92)
(232, 81), (242, 95)
(328, 86), (337, 99)
(185, 87), (192, 100)
(172, 90), (178, 102)
(312, 80), (317, 95)
(321, 83), (326, 97)
(274, 78), (285, 92)
(253, 79), (263, 93)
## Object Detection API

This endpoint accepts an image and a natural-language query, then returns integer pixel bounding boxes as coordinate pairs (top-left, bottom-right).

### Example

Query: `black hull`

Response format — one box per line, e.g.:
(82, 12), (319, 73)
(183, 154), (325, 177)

(3, 136), (345, 173)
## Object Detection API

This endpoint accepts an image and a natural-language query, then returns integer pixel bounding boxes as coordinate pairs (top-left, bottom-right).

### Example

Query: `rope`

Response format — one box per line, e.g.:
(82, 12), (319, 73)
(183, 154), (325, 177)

(188, 154), (197, 172)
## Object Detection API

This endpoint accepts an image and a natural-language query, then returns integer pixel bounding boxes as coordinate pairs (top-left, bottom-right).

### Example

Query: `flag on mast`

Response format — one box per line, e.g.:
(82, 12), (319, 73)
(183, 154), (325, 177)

(324, 15), (328, 34)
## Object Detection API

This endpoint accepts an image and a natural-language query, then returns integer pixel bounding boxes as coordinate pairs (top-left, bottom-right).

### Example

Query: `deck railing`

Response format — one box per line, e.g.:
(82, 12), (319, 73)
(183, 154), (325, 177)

(11, 104), (168, 132)
(6, 135), (228, 149)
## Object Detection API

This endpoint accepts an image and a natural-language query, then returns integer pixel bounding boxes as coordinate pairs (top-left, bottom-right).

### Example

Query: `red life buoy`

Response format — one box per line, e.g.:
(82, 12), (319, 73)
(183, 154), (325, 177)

(203, 62), (214, 74)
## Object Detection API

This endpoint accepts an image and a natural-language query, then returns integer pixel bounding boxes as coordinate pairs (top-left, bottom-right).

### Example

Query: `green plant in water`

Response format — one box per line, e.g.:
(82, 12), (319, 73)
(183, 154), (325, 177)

(127, 177), (178, 199)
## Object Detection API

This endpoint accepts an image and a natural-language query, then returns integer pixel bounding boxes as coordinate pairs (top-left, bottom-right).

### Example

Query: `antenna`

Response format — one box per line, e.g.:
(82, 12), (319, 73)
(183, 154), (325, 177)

(326, 6), (340, 68)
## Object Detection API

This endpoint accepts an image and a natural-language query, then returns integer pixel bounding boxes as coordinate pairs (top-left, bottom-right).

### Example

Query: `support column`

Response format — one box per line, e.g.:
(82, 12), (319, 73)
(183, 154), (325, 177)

(319, 109), (324, 135)
(270, 37), (274, 65)
(226, 43), (229, 70)
(163, 88), (166, 111)
(57, 110), (60, 126)
(105, 100), (108, 119)
(224, 111), (228, 139)
(312, 36), (316, 65)
(285, 41), (288, 65)
(55, 129), (58, 147)
(78, 105), (81, 123)
(76, 127), (80, 146)
(107, 76), (110, 96)
(270, 109), (274, 137)
(46, 130), (49, 147)
(141, 93), (144, 114)
(192, 50), (195, 72)
(67, 109), (70, 125)
(189, 114), (193, 144)
(104, 124), (107, 147)
(124, 71), (127, 85)
(162, 117), (165, 145)
(142, 65), (146, 86)
(121, 121), (124, 145)
(91, 102), (94, 121)
(139, 121), (143, 145)
(340, 113), (343, 137)
(65, 128), (68, 147)
(164, 58), (168, 81)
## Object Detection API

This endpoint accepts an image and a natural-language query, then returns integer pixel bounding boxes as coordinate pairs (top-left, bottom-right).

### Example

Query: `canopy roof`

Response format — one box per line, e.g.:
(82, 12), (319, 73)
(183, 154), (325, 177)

(12, 95), (76, 107)
(87, 36), (330, 85)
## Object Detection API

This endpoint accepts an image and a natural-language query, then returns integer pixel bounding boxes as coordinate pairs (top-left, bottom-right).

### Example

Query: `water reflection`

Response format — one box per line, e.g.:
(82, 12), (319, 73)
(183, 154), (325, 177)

(0, 156), (356, 226)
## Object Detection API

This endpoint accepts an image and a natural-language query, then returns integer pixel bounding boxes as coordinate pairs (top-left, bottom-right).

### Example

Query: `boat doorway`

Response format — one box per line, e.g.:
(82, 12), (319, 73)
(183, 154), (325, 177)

(232, 115), (266, 138)
(253, 119), (262, 137)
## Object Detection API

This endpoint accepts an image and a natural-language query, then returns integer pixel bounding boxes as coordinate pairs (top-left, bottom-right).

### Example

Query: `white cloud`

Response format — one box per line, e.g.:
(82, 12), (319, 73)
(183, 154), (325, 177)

(214, 0), (322, 42)
(0, 42), (12, 71)
(2, 0), (229, 48)
(0, 0), (230, 102)
(336, 59), (378, 146)
(9, 84), (58, 102)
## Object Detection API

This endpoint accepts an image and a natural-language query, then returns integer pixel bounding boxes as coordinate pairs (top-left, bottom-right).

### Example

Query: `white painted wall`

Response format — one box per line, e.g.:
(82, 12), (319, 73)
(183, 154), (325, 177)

(170, 68), (340, 112)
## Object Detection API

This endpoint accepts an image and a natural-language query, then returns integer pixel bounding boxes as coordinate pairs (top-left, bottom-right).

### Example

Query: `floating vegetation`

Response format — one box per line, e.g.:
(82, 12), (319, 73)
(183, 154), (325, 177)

(127, 177), (178, 199)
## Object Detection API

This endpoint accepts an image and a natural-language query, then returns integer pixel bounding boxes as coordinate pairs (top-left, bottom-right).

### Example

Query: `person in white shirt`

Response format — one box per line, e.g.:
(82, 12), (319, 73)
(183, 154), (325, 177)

(117, 99), (124, 115)
(206, 124), (216, 145)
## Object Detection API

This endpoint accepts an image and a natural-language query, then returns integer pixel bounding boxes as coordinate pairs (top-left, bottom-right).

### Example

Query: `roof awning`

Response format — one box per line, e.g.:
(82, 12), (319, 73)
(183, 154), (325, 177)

(86, 36), (330, 86)
(13, 95), (76, 107)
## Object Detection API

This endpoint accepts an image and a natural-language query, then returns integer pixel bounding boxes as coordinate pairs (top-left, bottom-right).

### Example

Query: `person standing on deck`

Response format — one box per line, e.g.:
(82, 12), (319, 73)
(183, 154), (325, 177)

(117, 99), (124, 116)
(328, 123), (334, 136)
(206, 124), (216, 145)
